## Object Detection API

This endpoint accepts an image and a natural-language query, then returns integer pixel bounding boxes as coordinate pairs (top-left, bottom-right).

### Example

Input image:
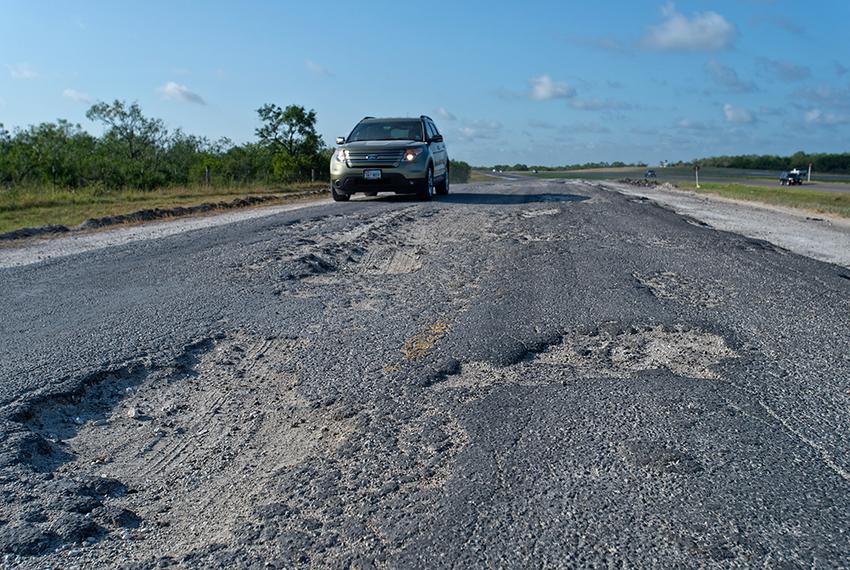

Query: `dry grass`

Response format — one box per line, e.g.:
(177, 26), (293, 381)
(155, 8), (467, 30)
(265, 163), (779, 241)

(676, 182), (850, 219)
(468, 170), (498, 183)
(0, 183), (327, 234)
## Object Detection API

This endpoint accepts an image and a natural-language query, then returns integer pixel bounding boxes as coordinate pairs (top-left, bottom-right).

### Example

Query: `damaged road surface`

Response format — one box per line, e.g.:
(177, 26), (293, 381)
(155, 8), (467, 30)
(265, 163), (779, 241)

(1, 179), (849, 568)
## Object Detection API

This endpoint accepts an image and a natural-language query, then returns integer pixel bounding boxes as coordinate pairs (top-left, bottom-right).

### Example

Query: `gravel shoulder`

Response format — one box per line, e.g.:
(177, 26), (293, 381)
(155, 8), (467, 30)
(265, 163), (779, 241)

(0, 197), (331, 269)
(603, 180), (850, 268)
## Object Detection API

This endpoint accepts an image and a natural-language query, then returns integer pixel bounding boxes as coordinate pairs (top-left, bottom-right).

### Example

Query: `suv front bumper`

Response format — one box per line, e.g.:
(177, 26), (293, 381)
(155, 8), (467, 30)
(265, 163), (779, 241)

(330, 161), (429, 195)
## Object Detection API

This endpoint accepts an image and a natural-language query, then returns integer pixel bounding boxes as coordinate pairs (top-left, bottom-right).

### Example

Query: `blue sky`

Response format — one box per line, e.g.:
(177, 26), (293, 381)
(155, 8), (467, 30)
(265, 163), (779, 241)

(1, 0), (848, 165)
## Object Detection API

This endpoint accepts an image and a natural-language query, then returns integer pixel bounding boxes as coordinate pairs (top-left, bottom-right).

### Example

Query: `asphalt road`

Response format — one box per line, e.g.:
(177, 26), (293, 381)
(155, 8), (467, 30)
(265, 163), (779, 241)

(1, 179), (849, 568)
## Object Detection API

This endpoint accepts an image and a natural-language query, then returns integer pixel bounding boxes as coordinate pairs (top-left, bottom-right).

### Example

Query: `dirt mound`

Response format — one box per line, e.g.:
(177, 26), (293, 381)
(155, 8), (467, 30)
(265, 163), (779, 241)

(619, 178), (660, 188)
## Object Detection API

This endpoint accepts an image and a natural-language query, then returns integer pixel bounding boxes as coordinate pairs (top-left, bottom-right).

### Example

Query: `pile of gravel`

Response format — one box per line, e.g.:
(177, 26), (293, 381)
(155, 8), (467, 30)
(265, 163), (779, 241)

(618, 178), (660, 188)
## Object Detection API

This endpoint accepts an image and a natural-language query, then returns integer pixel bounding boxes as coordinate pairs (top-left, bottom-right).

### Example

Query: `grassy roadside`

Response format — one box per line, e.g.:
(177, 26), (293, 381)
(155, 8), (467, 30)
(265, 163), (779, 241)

(0, 183), (328, 234)
(675, 182), (850, 219)
(469, 170), (497, 183)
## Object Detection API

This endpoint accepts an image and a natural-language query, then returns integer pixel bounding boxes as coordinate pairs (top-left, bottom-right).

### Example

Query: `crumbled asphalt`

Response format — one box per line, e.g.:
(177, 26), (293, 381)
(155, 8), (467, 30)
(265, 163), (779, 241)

(0, 179), (848, 567)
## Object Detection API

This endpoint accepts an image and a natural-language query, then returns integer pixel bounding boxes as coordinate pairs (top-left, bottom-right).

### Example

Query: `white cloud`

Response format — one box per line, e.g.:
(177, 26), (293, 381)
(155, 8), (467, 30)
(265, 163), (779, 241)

(455, 120), (502, 142)
(157, 81), (206, 105)
(676, 118), (708, 130)
(6, 62), (38, 79)
(795, 85), (850, 108)
(569, 98), (632, 111)
(528, 119), (557, 129)
(723, 103), (754, 124)
(566, 122), (611, 134)
(705, 60), (756, 92)
(63, 88), (92, 104)
(305, 59), (332, 77)
(435, 107), (456, 121)
(527, 120), (610, 134)
(804, 108), (849, 126)
(758, 57), (811, 81)
(643, 3), (736, 51)
(530, 75), (575, 101)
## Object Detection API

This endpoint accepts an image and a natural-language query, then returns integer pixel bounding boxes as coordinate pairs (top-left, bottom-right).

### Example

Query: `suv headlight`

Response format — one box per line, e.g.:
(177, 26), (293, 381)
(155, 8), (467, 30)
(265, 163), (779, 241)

(403, 148), (424, 161)
(335, 149), (349, 162)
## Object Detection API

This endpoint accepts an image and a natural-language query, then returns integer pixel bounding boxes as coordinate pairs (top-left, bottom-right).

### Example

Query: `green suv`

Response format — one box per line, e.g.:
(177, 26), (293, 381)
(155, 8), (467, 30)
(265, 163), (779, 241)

(330, 116), (449, 201)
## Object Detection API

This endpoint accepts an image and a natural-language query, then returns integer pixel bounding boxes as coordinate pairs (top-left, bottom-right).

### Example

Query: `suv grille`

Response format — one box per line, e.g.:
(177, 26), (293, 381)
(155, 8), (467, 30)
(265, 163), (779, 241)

(347, 150), (405, 167)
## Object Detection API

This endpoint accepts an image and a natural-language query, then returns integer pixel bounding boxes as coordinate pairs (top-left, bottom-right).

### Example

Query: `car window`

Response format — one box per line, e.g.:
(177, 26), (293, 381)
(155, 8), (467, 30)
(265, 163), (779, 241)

(424, 121), (436, 140)
(348, 120), (423, 142)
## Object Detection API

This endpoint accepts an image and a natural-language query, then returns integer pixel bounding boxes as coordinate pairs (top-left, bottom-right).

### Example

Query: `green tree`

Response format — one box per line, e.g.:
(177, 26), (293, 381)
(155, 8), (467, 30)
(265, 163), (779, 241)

(449, 160), (471, 183)
(86, 100), (169, 188)
(255, 104), (325, 181)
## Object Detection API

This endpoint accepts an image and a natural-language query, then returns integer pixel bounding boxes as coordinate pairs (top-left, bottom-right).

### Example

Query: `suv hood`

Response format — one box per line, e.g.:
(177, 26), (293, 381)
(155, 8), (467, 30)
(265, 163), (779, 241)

(342, 140), (424, 151)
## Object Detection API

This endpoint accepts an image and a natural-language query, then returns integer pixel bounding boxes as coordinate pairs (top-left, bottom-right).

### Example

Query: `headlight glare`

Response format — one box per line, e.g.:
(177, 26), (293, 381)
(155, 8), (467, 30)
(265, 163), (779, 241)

(404, 148), (424, 162)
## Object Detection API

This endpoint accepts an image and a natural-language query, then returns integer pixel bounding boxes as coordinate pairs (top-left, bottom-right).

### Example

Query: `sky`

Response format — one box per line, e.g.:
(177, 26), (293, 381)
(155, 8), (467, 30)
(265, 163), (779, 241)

(1, 0), (848, 166)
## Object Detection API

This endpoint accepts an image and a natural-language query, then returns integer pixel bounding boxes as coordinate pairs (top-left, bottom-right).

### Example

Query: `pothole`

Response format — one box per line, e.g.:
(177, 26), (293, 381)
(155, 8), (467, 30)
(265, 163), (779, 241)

(437, 324), (738, 395)
(634, 271), (723, 308)
(538, 324), (736, 380)
(356, 247), (424, 275)
(519, 208), (560, 219)
(3, 332), (359, 558)
(222, 403), (469, 567)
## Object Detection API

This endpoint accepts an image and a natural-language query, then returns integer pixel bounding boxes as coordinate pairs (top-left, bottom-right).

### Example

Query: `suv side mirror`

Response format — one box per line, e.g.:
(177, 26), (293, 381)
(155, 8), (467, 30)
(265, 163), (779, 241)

(335, 136), (346, 145)
(429, 134), (443, 143)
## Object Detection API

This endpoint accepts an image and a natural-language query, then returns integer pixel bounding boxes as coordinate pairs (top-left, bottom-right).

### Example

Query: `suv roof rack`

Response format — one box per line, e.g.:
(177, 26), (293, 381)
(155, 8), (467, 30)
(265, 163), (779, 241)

(420, 115), (433, 121)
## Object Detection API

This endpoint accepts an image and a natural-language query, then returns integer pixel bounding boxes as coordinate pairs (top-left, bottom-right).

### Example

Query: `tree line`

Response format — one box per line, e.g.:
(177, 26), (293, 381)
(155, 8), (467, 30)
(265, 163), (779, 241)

(0, 101), (471, 191)
(489, 161), (647, 172)
(686, 152), (850, 173)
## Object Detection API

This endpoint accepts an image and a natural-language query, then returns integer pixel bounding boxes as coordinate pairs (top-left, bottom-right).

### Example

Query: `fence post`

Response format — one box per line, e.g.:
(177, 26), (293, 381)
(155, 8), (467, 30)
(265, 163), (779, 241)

(205, 166), (211, 186)
(311, 169), (315, 183)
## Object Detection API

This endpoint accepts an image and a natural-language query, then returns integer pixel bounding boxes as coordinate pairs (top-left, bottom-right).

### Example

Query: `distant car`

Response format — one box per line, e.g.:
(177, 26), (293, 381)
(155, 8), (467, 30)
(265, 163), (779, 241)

(645, 169), (657, 178)
(779, 171), (803, 186)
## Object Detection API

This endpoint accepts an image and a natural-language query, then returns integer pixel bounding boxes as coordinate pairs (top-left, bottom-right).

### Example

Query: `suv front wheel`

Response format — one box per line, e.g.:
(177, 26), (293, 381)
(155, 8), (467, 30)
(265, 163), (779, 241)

(331, 186), (350, 202)
(418, 167), (435, 201)
(436, 168), (449, 195)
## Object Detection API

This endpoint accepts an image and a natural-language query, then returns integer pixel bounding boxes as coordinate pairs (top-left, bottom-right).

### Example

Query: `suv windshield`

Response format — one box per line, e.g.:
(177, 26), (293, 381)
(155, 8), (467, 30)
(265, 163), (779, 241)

(348, 120), (423, 142)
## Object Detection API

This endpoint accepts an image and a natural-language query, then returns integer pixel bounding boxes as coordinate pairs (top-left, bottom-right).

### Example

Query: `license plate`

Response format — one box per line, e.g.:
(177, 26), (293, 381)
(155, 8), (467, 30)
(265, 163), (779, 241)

(363, 169), (382, 180)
